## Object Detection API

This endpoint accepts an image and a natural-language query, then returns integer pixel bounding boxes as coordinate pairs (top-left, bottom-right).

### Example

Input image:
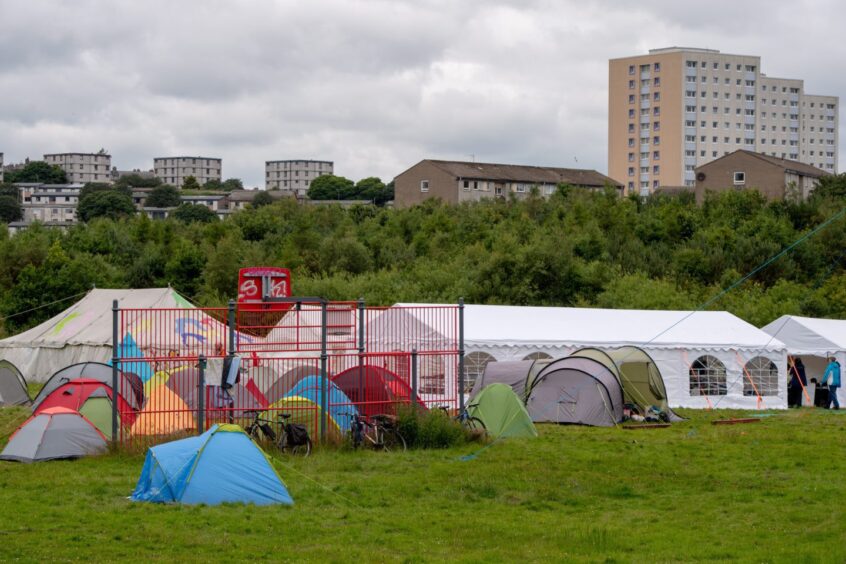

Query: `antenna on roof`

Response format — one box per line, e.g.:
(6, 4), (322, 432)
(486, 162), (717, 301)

(574, 156), (579, 163)
(468, 154), (475, 162)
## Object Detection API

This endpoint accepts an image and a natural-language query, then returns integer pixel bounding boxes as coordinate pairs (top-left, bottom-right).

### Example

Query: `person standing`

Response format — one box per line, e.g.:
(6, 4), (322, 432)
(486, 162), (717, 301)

(788, 356), (807, 408)
(822, 357), (841, 410)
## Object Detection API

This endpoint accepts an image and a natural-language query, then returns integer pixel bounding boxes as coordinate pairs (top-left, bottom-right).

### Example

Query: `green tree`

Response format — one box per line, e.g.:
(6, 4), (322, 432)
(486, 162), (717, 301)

(77, 191), (136, 222)
(5, 161), (68, 184)
(79, 182), (131, 200)
(0, 196), (22, 223)
(114, 174), (161, 189)
(182, 176), (200, 191)
(307, 175), (355, 200)
(222, 178), (244, 191)
(171, 203), (218, 223)
(356, 177), (393, 205)
(252, 191), (274, 208)
(144, 184), (181, 208)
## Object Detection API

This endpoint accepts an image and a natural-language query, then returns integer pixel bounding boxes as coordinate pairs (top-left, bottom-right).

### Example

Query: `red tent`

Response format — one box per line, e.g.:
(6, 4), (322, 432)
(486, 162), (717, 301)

(331, 365), (425, 417)
(34, 378), (136, 426)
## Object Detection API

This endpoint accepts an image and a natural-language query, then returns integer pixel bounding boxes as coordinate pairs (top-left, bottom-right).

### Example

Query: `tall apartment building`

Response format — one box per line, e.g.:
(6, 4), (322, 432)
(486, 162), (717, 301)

(44, 152), (112, 184)
(265, 160), (333, 196)
(154, 156), (222, 188)
(609, 47), (839, 195)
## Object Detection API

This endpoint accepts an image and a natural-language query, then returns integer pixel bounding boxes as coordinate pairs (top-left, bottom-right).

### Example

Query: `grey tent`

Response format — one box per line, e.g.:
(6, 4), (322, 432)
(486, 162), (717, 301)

(0, 406), (108, 463)
(525, 356), (624, 427)
(32, 362), (143, 412)
(472, 359), (551, 400)
(0, 360), (30, 407)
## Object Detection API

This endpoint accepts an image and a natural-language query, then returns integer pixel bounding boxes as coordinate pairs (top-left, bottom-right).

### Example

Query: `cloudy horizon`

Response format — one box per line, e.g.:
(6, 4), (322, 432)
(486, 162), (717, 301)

(0, 0), (843, 188)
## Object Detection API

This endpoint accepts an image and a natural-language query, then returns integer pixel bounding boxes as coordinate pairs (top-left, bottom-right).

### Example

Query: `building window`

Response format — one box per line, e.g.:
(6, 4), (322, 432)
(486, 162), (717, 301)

(653, 62), (660, 72)
(733, 172), (746, 185)
(628, 65), (635, 75)
(743, 357), (779, 397)
(690, 355), (727, 396)
(420, 180), (429, 192)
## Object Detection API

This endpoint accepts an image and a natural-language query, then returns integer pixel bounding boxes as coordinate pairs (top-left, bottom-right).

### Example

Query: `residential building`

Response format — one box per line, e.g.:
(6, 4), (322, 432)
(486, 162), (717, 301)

(394, 159), (621, 208)
(265, 160), (333, 196)
(154, 156), (222, 188)
(694, 149), (828, 202)
(227, 189), (288, 211)
(20, 183), (84, 224)
(179, 194), (226, 211)
(44, 152), (112, 184)
(112, 168), (156, 182)
(609, 47), (839, 196)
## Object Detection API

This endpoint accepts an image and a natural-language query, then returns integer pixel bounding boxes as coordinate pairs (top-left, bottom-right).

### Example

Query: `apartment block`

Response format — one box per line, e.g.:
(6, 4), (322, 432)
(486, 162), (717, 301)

(265, 160), (333, 196)
(44, 152), (112, 184)
(154, 156), (222, 188)
(20, 183), (83, 224)
(609, 47), (838, 195)
(394, 159), (621, 208)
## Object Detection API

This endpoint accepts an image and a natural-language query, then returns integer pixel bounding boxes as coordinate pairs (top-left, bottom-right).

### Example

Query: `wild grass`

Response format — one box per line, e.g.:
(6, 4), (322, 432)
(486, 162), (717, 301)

(1, 407), (844, 561)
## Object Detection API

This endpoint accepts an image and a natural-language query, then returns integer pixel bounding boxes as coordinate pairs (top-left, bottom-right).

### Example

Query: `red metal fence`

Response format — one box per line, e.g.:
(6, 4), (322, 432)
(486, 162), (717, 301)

(111, 299), (462, 447)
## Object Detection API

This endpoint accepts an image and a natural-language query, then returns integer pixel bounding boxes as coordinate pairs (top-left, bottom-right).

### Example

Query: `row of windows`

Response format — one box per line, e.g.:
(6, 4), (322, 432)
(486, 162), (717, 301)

(686, 61), (757, 72)
(628, 63), (661, 74)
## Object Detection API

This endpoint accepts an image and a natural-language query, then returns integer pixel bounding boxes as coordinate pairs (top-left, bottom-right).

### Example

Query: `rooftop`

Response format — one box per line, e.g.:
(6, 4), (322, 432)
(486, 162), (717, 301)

(414, 159), (622, 188)
(698, 150), (829, 178)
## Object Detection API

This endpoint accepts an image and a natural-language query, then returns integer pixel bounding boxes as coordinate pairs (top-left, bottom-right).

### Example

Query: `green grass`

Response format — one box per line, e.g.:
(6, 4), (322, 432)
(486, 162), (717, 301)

(1, 407), (845, 562)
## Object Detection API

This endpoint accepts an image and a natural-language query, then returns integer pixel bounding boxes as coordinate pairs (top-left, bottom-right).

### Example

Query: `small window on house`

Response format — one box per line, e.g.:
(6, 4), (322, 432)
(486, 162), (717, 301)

(733, 172), (746, 185)
(420, 180), (429, 192)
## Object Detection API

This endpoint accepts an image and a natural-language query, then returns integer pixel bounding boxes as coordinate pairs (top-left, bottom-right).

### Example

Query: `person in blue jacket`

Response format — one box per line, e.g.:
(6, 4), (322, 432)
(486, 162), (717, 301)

(822, 357), (841, 409)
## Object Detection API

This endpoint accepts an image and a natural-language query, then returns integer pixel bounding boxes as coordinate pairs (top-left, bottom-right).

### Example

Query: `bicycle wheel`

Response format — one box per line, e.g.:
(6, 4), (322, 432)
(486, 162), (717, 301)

(465, 417), (487, 433)
(379, 427), (407, 452)
(280, 433), (312, 457)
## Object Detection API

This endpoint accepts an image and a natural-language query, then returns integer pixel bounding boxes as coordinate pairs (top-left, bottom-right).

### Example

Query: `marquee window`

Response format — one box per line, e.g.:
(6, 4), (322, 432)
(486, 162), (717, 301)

(743, 357), (779, 396)
(465, 352), (496, 391)
(522, 352), (552, 361)
(689, 355), (727, 396)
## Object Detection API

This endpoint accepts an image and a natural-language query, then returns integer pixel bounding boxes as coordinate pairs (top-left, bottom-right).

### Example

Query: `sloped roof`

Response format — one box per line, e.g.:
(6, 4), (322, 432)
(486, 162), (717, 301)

(762, 315), (846, 355)
(422, 160), (622, 188)
(700, 150), (828, 178)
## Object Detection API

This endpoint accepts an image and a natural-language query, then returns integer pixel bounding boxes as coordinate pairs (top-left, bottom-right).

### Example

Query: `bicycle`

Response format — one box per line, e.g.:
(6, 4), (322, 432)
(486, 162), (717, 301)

(244, 410), (312, 456)
(345, 412), (407, 452)
(438, 403), (487, 432)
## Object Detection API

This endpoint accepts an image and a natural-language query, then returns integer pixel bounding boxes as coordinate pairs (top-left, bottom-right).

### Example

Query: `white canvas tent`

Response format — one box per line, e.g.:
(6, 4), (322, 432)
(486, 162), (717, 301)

(0, 288), (206, 382)
(390, 304), (787, 410)
(761, 315), (845, 407)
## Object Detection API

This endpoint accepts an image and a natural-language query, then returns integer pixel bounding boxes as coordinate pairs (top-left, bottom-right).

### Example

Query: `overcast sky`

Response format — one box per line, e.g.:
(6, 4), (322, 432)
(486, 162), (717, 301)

(0, 0), (843, 188)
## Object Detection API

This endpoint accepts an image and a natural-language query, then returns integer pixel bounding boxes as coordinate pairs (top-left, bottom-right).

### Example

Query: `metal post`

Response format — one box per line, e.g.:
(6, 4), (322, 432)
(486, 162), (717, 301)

(227, 299), (236, 355)
(458, 297), (465, 413)
(320, 300), (328, 441)
(357, 298), (365, 410)
(197, 355), (206, 434)
(411, 348), (418, 410)
(111, 299), (119, 446)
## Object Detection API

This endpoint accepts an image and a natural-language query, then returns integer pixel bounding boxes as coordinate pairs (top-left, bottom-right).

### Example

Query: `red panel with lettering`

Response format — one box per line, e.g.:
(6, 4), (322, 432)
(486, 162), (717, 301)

(237, 267), (292, 311)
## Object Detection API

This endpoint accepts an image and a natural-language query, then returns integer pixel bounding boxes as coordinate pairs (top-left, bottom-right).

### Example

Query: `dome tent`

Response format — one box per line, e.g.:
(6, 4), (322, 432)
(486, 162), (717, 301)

(131, 424), (293, 506)
(0, 407), (107, 463)
(468, 383), (537, 439)
(0, 360), (30, 407)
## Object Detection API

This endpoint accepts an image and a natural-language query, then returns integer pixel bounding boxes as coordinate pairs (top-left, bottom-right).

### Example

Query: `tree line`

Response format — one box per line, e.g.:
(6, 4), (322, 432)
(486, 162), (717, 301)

(3, 174), (846, 336)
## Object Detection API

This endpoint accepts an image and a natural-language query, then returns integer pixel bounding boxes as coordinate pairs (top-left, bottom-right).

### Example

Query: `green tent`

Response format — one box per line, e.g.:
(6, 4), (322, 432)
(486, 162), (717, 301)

(468, 383), (537, 439)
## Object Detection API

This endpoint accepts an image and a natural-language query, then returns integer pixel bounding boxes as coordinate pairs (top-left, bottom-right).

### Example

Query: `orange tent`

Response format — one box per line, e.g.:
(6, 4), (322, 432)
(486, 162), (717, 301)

(130, 384), (195, 436)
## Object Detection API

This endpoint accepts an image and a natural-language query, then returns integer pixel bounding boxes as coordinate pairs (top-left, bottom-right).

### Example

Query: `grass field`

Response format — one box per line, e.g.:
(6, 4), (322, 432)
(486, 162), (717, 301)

(1, 406), (845, 562)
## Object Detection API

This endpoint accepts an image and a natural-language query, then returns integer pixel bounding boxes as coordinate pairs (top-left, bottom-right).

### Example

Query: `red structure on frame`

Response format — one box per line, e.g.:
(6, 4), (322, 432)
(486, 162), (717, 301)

(237, 267), (292, 312)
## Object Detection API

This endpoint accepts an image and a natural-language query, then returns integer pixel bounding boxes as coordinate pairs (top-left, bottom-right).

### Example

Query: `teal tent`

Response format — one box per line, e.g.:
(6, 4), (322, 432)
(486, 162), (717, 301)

(131, 424), (293, 505)
(112, 333), (154, 383)
(468, 383), (537, 439)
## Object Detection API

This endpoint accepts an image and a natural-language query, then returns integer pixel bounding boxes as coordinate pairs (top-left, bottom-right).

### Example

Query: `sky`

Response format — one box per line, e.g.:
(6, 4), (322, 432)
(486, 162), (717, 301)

(0, 0), (843, 188)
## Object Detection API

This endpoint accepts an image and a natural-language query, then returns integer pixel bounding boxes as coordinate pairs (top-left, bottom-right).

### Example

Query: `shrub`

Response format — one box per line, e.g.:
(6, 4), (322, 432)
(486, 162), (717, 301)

(395, 405), (480, 449)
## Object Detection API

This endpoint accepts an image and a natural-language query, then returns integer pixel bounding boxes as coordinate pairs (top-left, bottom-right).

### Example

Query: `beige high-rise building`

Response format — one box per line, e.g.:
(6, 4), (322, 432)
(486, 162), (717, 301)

(154, 156), (222, 188)
(265, 160), (333, 196)
(44, 152), (112, 184)
(609, 47), (839, 195)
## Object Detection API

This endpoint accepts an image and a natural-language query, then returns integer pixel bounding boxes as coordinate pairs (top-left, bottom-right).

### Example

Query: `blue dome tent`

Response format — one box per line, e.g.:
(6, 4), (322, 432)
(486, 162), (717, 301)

(131, 424), (293, 506)
(285, 375), (357, 433)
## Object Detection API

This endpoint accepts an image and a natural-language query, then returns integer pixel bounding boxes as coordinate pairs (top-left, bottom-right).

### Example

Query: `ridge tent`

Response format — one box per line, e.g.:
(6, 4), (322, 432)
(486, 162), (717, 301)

(0, 360), (30, 407)
(265, 395), (342, 442)
(762, 315), (846, 407)
(395, 303), (787, 409)
(331, 365), (424, 417)
(33, 378), (136, 438)
(0, 407), (107, 463)
(130, 384), (195, 437)
(285, 376), (357, 433)
(131, 424), (293, 505)
(525, 356), (624, 427)
(571, 347), (683, 421)
(32, 362), (143, 412)
(468, 384), (537, 439)
(0, 288), (189, 382)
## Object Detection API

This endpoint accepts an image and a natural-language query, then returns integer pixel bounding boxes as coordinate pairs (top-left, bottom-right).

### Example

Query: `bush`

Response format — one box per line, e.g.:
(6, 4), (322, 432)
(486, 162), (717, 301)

(395, 405), (480, 449)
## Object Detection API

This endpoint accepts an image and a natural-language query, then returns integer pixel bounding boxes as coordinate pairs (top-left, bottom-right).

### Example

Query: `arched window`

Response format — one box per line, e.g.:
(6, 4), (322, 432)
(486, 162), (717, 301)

(743, 356), (779, 396)
(689, 355), (727, 396)
(522, 352), (552, 361)
(465, 352), (496, 392)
